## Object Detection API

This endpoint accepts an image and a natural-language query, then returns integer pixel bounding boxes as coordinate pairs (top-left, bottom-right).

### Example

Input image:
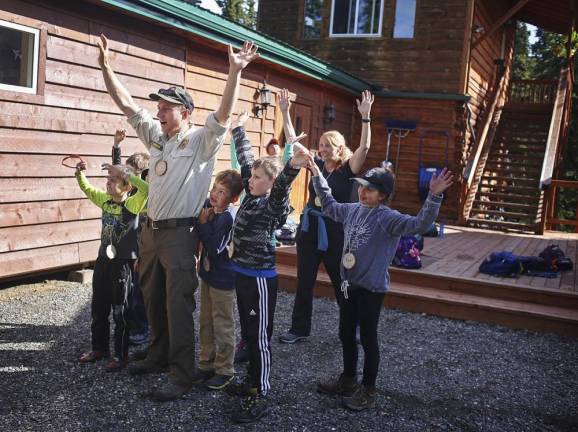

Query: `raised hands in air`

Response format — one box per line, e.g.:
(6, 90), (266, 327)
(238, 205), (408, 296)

(429, 168), (454, 196)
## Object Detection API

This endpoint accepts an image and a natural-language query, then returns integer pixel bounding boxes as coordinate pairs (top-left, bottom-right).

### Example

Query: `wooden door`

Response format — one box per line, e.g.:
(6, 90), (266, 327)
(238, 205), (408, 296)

(288, 102), (312, 216)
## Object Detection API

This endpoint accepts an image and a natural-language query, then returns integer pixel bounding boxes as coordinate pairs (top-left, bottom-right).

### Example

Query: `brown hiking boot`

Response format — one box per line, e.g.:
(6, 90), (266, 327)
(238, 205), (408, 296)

(317, 374), (358, 397)
(342, 385), (377, 411)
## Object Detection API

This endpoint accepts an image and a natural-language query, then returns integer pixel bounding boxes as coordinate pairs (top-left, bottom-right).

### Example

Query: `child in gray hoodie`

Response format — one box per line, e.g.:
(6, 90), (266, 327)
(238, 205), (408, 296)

(308, 158), (453, 411)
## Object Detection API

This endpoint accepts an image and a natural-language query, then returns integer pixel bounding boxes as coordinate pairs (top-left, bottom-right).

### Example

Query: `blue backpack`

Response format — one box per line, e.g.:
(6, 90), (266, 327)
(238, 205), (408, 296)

(479, 252), (523, 277)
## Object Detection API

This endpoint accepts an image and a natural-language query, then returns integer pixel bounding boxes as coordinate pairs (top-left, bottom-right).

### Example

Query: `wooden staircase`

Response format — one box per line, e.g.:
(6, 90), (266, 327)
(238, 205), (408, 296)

(276, 246), (578, 337)
(467, 106), (552, 232)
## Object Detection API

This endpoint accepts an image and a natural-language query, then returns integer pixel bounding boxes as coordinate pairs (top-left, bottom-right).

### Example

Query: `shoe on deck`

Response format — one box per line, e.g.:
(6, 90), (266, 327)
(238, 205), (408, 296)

(234, 340), (249, 364)
(342, 385), (376, 411)
(104, 357), (127, 372)
(79, 350), (109, 363)
(130, 347), (148, 362)
(205, 374), (234, 390)
(148, 381), (191, 402)
(278, 332), (308, 344)
(317, 373), (358, 397)
(191, 368), (215, 385)
(231, 393), (268, 424)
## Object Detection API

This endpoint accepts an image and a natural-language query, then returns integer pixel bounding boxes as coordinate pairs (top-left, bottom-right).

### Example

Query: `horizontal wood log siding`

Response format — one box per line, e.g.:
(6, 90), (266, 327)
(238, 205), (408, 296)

(258, 0), (469, 94)
(349, 97), (460, 221)
(465, 0), (512, 162)
(0, 0), (357, 279)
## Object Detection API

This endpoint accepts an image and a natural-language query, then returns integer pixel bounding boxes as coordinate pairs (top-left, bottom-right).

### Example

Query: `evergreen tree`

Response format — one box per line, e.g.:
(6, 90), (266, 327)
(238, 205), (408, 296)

(216, 0), (257, 28)
(512, 22), (535, 80)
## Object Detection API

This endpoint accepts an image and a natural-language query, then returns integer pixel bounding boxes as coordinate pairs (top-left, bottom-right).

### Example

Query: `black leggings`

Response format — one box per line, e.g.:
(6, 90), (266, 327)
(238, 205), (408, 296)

(290, 216), (344, 336)
(339, 286), (385, 387)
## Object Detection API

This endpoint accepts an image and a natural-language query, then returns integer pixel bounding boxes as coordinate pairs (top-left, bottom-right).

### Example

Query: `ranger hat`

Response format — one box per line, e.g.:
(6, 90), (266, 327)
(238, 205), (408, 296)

(149, 86), (194, 111)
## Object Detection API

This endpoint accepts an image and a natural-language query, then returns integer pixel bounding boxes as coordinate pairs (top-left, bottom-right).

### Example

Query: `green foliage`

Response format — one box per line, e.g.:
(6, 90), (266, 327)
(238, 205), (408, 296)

(216, 0), (257, 28)
(513, 25), (578, 230)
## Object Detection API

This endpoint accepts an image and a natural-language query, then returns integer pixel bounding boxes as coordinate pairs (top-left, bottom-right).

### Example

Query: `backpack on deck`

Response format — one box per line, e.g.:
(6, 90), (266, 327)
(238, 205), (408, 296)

(478, 251), (523, 277)
(539, 245), (574, 272)
(393, 235), (422, 269)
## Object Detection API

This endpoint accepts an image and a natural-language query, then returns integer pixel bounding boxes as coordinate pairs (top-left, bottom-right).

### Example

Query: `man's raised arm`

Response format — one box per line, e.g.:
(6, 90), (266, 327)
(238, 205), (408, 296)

(98, 34), (140, 118)
(214, 41), (259, 125)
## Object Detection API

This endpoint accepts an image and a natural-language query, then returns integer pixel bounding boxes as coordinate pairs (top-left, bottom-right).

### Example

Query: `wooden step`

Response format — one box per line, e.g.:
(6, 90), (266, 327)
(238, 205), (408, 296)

(484, 168), (541, 177)
(473, 200), (539, 211)
(470, 208), (535, 219)
(476, 191), (541, 201)
(485, 159), (543, 167)
(481, 175), (539, 184)
(467, 217), (536, 231)
(275, 262), (578, 336)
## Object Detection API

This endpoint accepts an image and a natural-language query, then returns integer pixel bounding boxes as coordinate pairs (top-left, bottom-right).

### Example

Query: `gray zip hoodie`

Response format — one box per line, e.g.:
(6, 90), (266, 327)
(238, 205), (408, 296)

(312, 174), (442, 295)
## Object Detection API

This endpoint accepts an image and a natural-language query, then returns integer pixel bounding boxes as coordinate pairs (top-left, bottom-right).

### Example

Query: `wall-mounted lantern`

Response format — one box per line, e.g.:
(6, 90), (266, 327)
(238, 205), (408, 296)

(323, 102), (336, 124)
(253, 81), (272, 117)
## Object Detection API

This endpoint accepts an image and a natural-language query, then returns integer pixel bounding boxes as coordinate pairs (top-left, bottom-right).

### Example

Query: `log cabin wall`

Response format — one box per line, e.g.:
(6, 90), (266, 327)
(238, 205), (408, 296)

(464, 0), (513, 160)
(258, 0), (470, 94)
(350, 97), (460, 221)
(0, 0), (356, 280)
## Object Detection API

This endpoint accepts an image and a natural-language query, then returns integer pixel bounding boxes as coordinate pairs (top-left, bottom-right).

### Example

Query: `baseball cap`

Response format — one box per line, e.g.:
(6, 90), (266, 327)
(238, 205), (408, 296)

(352, 167), (395, 195)
(149, 86), (194, 111)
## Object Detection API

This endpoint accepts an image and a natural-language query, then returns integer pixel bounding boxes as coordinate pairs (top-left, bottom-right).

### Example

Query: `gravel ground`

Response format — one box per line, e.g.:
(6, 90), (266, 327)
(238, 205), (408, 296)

(1, 279), (577, 432)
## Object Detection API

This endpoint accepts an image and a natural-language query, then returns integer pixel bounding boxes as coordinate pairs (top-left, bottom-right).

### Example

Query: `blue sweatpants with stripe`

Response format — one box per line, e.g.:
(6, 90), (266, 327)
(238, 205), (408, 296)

(235, 273), (277, 396)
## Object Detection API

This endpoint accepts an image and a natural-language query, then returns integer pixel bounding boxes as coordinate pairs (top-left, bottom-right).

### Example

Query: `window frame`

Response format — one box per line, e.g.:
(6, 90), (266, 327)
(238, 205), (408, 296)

(392, 0), (417, 40)
(0, 19), (41, 94)
(329, 0), (385, 38)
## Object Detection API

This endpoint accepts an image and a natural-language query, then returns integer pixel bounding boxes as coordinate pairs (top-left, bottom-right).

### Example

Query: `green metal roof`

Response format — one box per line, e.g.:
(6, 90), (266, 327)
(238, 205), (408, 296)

(97, 0), (469, 101)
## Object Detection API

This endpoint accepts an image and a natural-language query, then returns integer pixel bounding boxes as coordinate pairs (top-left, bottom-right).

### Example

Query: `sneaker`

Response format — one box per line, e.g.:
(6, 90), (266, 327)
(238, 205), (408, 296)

(205, 374), (234, 390)
(147, 380), (191, 402)
(342, 385), (376, 411)
(231, 393), (268, 424)
(317, 374), (358, 397)
(128, 359), (168, 376)
(225, 376), (255, 397)
(129, 332), (150, 346)
(234, 340), (249, 364)
(191, 368), (215, 385)
(79, 350), (109, 363)
(278, 332), (308, 344)
(104, 357), (127, 372)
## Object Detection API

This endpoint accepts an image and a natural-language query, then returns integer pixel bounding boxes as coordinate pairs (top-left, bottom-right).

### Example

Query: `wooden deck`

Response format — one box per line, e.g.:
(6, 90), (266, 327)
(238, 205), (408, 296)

(276, 226), (578, 336)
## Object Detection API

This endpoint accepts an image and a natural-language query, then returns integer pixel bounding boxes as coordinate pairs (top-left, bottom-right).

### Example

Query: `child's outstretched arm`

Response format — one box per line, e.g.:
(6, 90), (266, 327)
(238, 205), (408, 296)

(230, 111), (250, 171)
(232, 119), (254, 190)
(75, 161), (110, 208)
(111, 129), (126, 165)
(267, 144), (308, 216)
(102, 163), (148, 215)
(309, 155), (350, 223)
(379, 168), (454, 236)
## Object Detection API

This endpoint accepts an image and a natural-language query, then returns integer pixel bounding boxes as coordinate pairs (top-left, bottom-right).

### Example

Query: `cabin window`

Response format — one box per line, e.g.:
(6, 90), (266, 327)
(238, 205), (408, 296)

(0, 20), (40, 94)
(393, 0), (417, 39)
(330, 0), (383, 37)
(304, 0), (324, 39)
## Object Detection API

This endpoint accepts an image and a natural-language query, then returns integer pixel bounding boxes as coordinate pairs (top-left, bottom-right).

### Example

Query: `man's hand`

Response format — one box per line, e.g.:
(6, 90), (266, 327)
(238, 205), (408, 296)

(76, 161), (87, 174)
(232, 111), (250, 129)
(97, 34), (110, 69)
(113, 129), (126, 147)
(289, 142), (311, 168)
(356, 90), (374, 119)
(429, 168), (454, 196)
(228, 41), (259, 72)
(198, 207), (215, 224)
(278, 88), (292, 113)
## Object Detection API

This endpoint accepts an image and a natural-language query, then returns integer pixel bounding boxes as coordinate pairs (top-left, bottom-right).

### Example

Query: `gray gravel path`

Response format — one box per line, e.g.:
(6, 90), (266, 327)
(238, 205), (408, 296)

(0, 280), (577, 432)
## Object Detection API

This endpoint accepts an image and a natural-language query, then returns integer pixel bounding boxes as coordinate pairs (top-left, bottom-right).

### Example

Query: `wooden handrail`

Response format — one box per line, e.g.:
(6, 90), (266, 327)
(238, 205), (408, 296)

(544, 180), (578, 232)
(540, 66), (571, 190)
(508, 79), (558, 104)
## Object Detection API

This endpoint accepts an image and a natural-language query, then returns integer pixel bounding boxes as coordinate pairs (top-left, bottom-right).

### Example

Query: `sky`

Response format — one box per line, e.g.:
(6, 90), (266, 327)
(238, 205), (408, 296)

(200, 0), (221, 14)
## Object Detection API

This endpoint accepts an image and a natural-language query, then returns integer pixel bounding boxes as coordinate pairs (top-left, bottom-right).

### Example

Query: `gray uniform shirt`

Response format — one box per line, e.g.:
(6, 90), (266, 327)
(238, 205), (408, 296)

(128, 109), (228, 220)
